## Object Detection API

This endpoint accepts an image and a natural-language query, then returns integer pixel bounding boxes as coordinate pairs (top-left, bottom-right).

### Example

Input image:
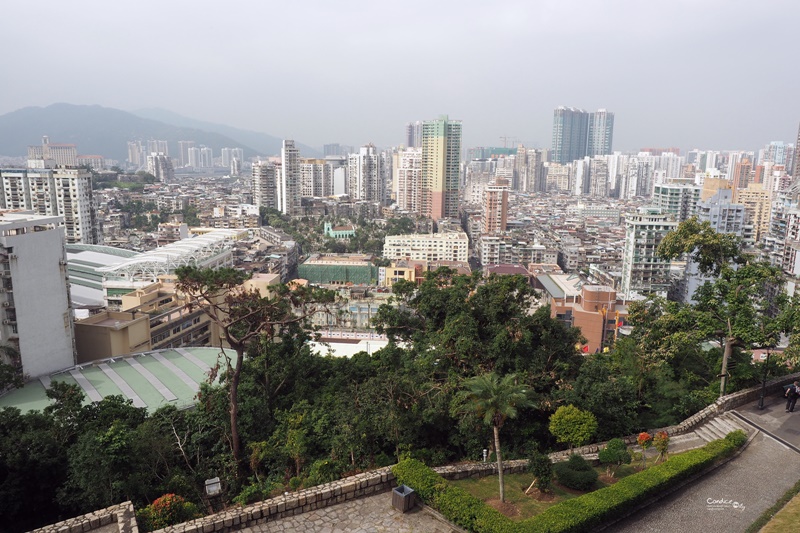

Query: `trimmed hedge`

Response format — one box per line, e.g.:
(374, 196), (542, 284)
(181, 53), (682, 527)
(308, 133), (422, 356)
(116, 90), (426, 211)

(392, 430), (747, 533)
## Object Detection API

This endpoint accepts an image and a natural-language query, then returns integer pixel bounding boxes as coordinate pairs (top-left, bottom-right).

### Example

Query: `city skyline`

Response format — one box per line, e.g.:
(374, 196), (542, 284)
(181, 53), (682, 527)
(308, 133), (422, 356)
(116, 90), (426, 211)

(0, 1), (798, 152)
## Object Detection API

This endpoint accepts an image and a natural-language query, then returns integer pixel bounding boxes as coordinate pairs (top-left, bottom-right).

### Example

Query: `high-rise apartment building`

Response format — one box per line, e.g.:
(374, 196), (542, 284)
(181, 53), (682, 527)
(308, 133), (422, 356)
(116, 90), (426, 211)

(146, 140), (169, 156)
(300, 159), (333, 198)
(482, 177), (509, 234)
(793, 123), (800, 177)
(588, 158), (609, 197)
(421, 115), (462, 220)
(279, 140), (300, 215)
(552, 107), (614, 164)
(178, 141), (195, 167)
(587, 109), (615, 157)
(127, 141), (145, 168)
(620, 207), (677, 297)
(651, 183), (700, 222)
(0, 212), (76, 378)
(0, 167), (101, 245)
(347, 144), (382, 202)
(405, 121), (422, 148)
(147, 153), (175, 183)
(252, 161), (278, 210)
(552, 107), (589, 164)
(731, 158), (753, 190)
(393, 147), (422, 212)
(200, 147), (214, 168)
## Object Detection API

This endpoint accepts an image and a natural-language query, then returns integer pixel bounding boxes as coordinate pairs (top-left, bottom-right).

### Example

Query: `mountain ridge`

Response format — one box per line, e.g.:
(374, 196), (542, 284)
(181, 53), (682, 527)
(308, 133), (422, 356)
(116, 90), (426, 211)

(0, 103), (319, 162)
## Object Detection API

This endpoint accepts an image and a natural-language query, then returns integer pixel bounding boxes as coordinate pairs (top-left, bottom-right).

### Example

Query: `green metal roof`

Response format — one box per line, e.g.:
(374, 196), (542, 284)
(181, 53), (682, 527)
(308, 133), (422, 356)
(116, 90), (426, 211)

(0, 347), (224, 414)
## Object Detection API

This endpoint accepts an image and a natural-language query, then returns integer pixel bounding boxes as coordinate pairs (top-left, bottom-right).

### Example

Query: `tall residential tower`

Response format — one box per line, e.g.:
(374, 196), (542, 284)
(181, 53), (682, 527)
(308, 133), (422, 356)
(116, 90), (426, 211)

(421, 115), (462, 220)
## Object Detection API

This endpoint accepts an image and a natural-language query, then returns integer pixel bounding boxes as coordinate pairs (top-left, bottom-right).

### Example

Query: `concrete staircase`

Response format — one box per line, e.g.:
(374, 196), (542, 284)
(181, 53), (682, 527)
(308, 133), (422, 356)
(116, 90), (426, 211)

(654, 412), (754, 456)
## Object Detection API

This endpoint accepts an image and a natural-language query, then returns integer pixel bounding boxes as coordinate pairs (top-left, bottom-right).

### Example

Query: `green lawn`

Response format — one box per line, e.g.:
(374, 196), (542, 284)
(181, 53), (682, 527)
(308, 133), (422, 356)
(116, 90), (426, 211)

(758, 493), (800, 533)
(450, 462), (642, 520)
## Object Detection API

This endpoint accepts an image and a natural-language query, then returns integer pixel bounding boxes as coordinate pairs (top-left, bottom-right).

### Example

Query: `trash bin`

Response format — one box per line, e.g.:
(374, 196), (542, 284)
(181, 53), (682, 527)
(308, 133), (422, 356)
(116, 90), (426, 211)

(392, 484), (415, 512)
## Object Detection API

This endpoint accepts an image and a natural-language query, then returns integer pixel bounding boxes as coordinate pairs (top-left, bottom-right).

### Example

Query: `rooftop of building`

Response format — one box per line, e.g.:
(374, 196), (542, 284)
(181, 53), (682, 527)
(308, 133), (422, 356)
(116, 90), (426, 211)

(0, 340), (400, 416)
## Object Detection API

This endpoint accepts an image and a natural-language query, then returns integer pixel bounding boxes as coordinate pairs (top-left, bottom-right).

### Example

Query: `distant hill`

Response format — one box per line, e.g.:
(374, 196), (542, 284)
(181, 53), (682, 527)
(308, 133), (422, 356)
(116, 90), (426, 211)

(133, 108), (320, 158)
(0, 103), (316, 162)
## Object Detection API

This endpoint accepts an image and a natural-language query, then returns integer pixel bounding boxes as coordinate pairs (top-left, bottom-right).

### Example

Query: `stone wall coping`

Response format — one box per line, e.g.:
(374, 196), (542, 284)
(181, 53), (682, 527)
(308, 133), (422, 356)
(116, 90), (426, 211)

(30, 502), (138, 533)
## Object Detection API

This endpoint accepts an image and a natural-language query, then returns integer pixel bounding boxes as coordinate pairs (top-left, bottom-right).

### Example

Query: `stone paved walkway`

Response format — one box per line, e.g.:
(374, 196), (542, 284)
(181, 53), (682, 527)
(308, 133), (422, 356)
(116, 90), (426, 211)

(607, 394), (800, 532)
(239, 491), (460, 532)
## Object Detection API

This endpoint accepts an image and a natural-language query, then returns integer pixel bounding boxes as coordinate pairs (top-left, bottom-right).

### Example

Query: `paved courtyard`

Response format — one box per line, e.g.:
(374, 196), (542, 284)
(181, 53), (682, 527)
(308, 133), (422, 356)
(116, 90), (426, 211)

(239, 491), (460, 533)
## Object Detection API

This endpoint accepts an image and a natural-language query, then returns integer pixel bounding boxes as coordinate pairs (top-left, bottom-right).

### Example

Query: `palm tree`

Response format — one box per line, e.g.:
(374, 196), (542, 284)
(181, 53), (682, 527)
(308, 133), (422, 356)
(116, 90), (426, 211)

(458, 373), (533, 502)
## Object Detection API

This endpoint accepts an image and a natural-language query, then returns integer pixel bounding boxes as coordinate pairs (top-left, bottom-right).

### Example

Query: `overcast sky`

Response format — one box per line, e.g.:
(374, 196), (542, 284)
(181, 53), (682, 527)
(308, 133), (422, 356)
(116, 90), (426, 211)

(2, 0), (798, 153)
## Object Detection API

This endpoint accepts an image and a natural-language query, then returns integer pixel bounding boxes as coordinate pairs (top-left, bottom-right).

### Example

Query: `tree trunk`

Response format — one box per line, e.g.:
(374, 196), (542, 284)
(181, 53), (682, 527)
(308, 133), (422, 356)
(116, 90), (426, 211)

(719, 336), (734, 397)
(230, 346), (245, 470)
(494, 425), (505, 503)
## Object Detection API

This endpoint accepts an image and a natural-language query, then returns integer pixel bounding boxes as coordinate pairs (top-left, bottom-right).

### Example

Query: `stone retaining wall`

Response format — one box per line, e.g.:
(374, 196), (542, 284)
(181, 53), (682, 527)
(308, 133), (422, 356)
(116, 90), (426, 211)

(32, 502), (138, 533)
(153, 467), (396, 533)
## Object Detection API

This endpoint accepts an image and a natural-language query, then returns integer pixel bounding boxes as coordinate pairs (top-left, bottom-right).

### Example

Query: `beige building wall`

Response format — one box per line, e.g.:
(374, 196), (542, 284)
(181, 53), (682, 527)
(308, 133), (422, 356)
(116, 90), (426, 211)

(74, 311), (151, 363)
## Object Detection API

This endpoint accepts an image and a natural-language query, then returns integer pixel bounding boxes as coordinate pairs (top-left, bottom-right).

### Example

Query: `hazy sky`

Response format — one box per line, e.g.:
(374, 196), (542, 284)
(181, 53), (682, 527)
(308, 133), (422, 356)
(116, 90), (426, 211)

(2, 0), (798, 153)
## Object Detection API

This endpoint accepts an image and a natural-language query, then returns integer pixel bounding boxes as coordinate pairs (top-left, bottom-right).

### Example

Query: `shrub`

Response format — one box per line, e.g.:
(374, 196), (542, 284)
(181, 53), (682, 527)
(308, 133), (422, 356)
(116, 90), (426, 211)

(135, 494), (201, 532)
(528, 450), (554, 492)
(598, 438), (632, 477)
(725, 429), (747, 447)
(553, 454), (599, 491)
(653, 431), (670, 463)
(288, 476), (303, 491)
(306, 458), (345, 486)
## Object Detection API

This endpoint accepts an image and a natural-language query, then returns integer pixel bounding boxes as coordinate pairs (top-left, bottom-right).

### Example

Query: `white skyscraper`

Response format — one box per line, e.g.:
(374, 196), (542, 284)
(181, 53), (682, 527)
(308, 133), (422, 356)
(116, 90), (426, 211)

(279, 140), (300, 215)
(347, 144), (382, 201)
(393, 147), (422, 212)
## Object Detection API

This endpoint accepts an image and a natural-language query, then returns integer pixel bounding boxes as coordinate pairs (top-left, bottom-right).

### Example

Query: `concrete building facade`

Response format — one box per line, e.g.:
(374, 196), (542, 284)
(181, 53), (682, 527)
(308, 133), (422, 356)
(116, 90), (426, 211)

(620, 207), (678, 297)
(0, 212), (76, 378)
(383, 232), (469, 263)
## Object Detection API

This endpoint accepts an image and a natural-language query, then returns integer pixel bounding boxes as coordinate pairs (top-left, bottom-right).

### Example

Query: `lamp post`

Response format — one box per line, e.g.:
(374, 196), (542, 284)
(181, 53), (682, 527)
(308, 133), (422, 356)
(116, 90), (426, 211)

(758, 347), (772, 410)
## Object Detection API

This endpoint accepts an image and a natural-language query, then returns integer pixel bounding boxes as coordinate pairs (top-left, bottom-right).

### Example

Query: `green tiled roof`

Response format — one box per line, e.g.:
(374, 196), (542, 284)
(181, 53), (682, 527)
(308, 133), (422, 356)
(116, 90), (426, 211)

(0, 347), (224, 414)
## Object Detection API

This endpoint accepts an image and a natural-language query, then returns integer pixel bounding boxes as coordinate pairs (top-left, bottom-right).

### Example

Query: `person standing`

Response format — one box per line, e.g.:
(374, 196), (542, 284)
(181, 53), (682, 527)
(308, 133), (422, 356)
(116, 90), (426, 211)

(786, 381), (800, 412)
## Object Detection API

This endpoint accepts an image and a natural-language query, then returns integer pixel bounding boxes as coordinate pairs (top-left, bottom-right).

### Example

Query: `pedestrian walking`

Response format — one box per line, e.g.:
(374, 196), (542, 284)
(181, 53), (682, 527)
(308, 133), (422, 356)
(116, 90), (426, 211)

(786, 381), (800, 412)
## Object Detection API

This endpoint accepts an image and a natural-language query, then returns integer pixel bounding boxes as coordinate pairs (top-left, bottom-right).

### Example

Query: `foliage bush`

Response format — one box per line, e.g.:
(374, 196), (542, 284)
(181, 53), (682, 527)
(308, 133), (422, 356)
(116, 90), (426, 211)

(135, 494), (201, 532)
(233, 479), (281, 506)
(598, 438), (632, 477)
(306, 458), (345, 486)
(553, 454), (599, 491)
(528, 450), (554, 492)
